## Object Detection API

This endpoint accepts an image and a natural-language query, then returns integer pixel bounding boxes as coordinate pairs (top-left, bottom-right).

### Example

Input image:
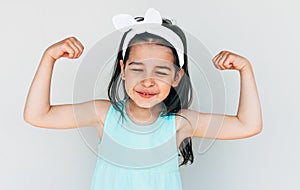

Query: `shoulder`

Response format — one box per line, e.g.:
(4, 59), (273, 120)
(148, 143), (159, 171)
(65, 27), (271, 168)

(175, 109), (206, 138)
(175, 109), (194, 134)
(94, 99), (111, 108)
(93, 99), (111, 126)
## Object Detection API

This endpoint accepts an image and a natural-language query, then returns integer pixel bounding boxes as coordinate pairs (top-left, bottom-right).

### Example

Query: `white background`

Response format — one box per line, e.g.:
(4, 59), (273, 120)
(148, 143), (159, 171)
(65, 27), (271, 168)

(1, 0), (299, 189)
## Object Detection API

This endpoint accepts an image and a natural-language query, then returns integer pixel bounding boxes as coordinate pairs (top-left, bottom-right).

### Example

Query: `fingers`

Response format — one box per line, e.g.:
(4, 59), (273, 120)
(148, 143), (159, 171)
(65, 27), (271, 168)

(212, 50), (234, 70)
(62, 37), (84, 59)
(45, 36), (85, 61)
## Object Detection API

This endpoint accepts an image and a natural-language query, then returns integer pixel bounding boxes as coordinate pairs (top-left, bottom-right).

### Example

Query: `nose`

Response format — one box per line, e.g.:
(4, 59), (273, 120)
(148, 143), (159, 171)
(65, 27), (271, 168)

(141, 77), (155, 87)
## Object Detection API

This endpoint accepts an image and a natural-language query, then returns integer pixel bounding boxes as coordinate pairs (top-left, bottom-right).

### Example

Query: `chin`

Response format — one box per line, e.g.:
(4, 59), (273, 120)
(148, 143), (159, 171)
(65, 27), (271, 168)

(129, 97), (161, 109)
(134, 100), (157, 109)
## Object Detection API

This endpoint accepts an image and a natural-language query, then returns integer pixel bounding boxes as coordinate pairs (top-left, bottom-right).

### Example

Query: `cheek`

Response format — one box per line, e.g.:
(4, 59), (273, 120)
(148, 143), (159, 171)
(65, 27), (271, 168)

(156, 77), (174, 87)
(158, 82), (172, 97)
(124, 77), (138, 92)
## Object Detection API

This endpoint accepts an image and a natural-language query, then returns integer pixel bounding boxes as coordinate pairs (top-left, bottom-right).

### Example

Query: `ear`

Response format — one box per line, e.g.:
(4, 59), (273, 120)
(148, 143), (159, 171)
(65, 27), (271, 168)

(120, 60), (125, 80)
(172, 69), (184, 87)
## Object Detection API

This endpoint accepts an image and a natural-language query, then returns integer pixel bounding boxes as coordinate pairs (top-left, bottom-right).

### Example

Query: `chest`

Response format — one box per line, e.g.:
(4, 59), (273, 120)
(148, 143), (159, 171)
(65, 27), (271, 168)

(96, 123), (185, 149)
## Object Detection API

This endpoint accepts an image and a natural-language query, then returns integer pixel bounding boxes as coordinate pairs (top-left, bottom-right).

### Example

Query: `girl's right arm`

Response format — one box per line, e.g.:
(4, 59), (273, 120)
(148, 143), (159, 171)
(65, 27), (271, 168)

(23, 37), (109, 129)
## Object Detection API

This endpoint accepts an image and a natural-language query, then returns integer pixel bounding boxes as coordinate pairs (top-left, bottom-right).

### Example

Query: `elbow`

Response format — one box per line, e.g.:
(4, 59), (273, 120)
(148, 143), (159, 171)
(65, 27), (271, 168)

(23, 108), (35, 126)
(23, 111), (32, 125)
(250, 127), (262, 137)
(23, 113), (37, 127)
(23, 112), (45, 128)
(23, 105), (51, 128)
(246, 122), (263, 137)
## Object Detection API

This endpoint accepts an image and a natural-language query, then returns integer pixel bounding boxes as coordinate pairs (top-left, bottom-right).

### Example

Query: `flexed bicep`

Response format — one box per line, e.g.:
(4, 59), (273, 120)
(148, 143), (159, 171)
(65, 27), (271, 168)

(178, 109), (259, 140)
(25, 99), (110, 129)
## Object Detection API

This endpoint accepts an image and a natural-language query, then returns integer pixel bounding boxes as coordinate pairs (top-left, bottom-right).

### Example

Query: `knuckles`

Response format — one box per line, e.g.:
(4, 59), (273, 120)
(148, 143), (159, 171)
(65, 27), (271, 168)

(46, 36), (84, 60)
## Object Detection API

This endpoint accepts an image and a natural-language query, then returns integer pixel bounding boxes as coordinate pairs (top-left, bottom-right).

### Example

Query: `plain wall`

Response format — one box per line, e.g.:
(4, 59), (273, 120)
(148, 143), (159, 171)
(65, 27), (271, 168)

(1, 0), (299, 189)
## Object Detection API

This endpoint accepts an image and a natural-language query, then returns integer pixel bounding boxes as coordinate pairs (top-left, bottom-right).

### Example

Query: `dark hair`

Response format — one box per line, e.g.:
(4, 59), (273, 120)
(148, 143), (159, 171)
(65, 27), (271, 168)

(108, 17), (194, 167)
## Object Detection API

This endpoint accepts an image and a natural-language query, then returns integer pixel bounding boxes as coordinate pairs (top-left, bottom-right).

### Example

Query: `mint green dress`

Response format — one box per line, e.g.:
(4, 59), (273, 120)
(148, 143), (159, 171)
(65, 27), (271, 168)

(90, 101), (183, 190)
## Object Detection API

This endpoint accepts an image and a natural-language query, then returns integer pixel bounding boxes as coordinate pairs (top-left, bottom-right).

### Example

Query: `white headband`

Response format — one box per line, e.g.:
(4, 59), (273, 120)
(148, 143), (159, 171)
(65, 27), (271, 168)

(112, 8), (185, 68)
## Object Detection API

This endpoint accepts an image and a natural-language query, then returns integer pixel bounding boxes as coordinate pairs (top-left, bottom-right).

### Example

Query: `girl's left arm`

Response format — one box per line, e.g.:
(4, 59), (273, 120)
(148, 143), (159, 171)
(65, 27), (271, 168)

(180, 51), (263, 140)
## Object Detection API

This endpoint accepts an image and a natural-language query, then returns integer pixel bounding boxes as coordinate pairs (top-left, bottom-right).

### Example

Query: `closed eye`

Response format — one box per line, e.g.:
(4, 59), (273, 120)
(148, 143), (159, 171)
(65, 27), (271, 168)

(131, 69), (143, 72)
(156, 71), (168, 76)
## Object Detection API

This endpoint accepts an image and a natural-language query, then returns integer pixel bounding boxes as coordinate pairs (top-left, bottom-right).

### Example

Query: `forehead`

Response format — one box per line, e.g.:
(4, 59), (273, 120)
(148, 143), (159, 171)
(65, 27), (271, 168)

(127, 43), (174, 64)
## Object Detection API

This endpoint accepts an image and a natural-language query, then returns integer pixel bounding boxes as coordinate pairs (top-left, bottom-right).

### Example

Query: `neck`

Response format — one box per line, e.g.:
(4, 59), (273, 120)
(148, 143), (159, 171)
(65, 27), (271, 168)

(125, 99), (163, 125)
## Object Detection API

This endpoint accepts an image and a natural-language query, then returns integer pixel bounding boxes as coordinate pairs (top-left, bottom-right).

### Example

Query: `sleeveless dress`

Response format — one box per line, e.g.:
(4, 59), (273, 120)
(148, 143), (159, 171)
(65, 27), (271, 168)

(90, 101), (183, 190)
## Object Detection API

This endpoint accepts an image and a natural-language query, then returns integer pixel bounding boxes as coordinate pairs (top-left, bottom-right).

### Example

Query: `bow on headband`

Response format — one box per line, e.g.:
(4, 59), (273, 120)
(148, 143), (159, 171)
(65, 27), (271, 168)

(112, 8), (185, 68)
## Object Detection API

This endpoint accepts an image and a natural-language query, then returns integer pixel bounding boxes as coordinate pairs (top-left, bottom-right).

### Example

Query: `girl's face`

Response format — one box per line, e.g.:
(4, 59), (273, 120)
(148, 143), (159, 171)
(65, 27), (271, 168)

(120, 43), (184, 109)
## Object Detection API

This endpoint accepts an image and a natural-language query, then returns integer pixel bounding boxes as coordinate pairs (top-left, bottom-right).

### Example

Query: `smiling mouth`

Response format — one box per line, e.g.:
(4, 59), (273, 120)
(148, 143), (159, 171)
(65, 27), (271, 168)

(136, 91), (157, 98)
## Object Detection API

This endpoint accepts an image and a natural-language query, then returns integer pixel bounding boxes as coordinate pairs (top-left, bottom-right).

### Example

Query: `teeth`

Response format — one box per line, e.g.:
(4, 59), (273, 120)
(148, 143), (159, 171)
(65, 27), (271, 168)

(138, 91), (154, 96)
(142, 92), (151, 96)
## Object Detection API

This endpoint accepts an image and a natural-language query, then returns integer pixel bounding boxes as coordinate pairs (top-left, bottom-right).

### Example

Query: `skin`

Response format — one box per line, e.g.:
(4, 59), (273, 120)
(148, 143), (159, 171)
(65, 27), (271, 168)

(177, 51), (263, 143)
(119, 43), (184, 125)
(23, 36), (262, 148)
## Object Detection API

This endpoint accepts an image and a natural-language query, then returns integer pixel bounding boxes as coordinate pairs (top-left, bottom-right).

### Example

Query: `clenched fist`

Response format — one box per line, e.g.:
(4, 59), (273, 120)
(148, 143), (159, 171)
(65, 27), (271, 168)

(212, 50), (251, 72)
(44, 37), (84, 61)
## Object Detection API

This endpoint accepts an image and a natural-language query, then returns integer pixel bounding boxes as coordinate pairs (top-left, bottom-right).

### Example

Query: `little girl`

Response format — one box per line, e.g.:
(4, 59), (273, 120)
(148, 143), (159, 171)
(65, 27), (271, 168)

(24, 8), (262, 190)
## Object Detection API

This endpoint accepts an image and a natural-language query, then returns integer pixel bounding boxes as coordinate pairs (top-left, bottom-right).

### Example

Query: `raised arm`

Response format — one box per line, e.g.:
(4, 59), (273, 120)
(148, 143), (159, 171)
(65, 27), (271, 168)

(178, 51), (262, 140)
(23, 37), (108, 129)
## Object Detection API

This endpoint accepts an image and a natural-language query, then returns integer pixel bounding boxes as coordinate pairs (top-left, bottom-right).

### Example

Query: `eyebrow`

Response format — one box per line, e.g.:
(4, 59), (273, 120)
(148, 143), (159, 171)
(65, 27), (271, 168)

(128, 62), (143, 66)
(128, 62), (172, 71)
(155, 66), (172, 71)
